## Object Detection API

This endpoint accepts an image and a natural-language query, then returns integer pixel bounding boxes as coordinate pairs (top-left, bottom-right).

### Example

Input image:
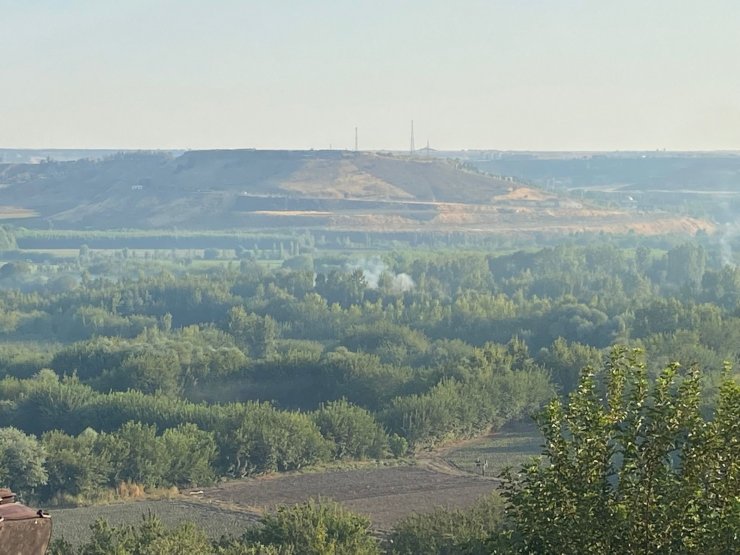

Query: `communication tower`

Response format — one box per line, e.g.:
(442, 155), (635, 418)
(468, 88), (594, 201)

(410, 120), (415, 155)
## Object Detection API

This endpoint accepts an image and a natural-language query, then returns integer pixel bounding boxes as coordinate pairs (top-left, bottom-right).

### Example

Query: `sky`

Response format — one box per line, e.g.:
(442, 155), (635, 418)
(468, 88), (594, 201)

(1, 0), (739, 151)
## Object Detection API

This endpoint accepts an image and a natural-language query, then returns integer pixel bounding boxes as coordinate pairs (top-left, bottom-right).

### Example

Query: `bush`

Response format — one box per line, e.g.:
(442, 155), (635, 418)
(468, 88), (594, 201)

(243, 499), (379, 555)
(388, 493), (506, 555)
(312, 399), (389, 460)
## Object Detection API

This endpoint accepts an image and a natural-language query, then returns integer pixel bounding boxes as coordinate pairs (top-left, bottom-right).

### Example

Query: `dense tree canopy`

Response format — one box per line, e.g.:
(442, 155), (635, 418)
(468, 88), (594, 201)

(0, 235), (738, 532)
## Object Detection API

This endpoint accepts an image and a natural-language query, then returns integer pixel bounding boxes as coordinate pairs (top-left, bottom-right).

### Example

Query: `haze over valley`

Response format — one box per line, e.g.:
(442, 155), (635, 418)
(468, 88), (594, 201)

(1, 2), (739, 554)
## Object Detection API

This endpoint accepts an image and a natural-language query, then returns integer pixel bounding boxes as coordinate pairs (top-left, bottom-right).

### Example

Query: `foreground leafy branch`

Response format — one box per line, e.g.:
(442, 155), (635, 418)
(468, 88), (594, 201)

(501, 347), (740, 554)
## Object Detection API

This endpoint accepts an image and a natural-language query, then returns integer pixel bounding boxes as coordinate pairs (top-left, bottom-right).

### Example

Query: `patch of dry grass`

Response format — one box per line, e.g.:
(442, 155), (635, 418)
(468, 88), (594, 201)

(443, 420), (543, 478)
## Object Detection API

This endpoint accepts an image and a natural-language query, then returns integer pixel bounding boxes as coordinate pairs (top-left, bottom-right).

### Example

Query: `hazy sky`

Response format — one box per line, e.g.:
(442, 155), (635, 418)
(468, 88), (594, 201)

(2, 1), (739, 151)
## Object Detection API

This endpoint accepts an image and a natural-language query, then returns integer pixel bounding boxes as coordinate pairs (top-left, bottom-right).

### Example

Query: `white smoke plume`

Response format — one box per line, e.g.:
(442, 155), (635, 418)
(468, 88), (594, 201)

(717, 223), (738, 268)
(346, 257), (415, 292)
(347, 257), (385, 288)
(390, 272), (415, 293)
(715, 202), (738, 269)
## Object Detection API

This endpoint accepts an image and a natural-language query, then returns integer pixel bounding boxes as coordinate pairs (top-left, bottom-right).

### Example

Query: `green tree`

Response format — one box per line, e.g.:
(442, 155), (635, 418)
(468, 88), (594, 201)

(161, 423), (217, 486)
(227, 307), (277, 359)
(101, 422), (167, 488)
(281, 255), (314, 272)
(243, 499), (379, 555)
(49, 513), (212, 555)
(117, 350), (181, 396)
(665, 242), (706, 286)
(537, 338), (603, 393)
(501, 347), (740, 554)
(217, 403), (331, 476)
(41, 428), (111, 501)
(0, 426), (48, 498)
(312, 399), (389, 460)
(389, 494), (505, 555)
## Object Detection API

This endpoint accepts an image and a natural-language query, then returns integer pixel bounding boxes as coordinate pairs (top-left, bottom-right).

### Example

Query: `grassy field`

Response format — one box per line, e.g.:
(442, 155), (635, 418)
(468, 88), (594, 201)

(51, 498), (259, 546)
(443, 420), (543, 478)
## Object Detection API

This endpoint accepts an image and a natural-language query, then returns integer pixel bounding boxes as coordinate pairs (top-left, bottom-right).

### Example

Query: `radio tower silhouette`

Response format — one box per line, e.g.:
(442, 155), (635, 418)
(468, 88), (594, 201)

(410, 120), (415, 155)
(355, 127), (358, 152)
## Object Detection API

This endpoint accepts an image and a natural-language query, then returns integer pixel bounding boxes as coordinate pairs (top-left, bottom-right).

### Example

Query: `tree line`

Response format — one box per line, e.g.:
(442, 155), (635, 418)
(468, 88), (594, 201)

(47, 350), (740, 554)
(0, 240), (738, 507)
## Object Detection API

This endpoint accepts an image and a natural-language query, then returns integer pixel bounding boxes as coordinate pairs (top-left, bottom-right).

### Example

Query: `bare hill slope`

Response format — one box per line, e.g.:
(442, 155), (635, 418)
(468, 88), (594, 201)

(0, 150), (713, 235)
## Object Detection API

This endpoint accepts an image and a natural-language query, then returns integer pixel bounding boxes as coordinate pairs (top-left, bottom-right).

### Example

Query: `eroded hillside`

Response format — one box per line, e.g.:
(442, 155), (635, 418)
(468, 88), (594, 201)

(0, 150), (714, 235)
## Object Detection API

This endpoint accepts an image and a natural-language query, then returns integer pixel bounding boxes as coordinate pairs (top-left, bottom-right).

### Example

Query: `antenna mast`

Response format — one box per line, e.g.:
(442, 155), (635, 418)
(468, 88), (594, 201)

(410, 120), (415, 155)
(355, 127), (358, 152)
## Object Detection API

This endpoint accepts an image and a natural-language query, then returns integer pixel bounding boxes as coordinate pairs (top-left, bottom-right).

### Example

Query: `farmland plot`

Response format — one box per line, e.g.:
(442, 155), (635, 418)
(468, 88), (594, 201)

(203, 464), (497, 531)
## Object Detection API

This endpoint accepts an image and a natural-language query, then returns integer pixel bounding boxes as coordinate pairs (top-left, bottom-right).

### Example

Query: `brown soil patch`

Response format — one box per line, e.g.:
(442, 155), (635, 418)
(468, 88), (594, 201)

(0, 206), (37, 219)
(280, 159), (414, 200)
(494, 187), (555, 202)
(252, 210), (332, 216)
(202, 466), (497, 531)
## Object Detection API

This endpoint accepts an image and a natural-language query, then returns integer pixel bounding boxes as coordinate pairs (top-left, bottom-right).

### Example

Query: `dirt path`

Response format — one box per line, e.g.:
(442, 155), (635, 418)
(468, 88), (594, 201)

(415, 429), (502, 478)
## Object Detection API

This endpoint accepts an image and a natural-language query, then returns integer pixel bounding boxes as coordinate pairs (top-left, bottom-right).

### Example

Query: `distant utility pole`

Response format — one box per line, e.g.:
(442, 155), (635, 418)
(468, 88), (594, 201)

(355, 127), (358, 152)
(410, 120), (415, 155)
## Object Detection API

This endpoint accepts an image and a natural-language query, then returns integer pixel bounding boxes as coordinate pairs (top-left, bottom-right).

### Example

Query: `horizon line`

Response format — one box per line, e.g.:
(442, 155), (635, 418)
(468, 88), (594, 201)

(2, 147), (740, 155)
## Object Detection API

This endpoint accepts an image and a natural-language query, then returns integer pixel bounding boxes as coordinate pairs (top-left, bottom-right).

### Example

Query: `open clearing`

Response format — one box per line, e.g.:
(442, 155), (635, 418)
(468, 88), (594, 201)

(441, 422), (543, 477)
(49, 465), (498, 544)
(49, 422), (543, 543)
(51, 498), (259, 546)
(443, 419), (543, 477)
(202, 464), (497, 531)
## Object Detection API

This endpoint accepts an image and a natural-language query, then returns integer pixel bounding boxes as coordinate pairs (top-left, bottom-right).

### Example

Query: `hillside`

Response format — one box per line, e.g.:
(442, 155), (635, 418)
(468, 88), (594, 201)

(0, 150), (713, 235)
(463, 152), (740, 191)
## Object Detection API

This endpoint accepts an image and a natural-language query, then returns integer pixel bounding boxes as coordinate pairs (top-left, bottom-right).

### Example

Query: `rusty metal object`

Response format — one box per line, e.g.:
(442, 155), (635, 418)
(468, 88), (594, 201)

(0, 489), (51, 555)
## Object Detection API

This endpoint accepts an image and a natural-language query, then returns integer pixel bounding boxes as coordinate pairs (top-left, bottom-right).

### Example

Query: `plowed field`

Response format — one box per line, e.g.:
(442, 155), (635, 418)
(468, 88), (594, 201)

(202, 464), (497, 531)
